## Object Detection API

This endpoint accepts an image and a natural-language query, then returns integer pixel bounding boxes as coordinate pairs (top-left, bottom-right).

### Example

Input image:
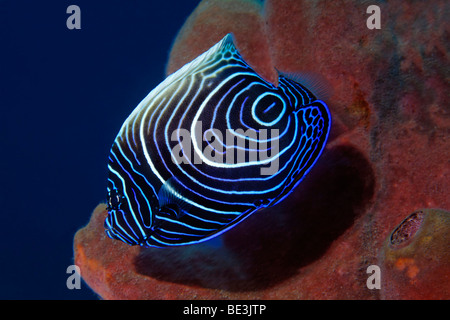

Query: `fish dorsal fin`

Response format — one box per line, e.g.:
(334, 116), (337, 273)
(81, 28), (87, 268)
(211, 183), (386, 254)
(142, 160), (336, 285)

(118, 34), (238, 137)
(166, 33), (237, 83)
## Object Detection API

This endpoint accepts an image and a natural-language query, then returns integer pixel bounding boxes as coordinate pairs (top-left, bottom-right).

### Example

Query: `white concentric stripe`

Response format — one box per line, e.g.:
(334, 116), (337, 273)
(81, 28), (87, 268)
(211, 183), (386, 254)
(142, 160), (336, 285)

(163, 74), (196, 167)
(125, 36), (240, 185)
(115, 141), (158, 206)
(161, 106), (321, 196)
(158, 228), (206, 237)
(278, 78), (300, 106)
(150, 206), (259, 247)
(155, 105), (325, 203)
(144, 85), (252, 209)
(251, 92), (286, 126)
(107, 164), (147, 238)
(107, 211), (139, 245)
(154, 215), (217, 232)
(190, 72), (291, 168)
(168, 120), (302, 195)
(183, 211), (228, 225)
(137, 71), (277, 204)
(111, 146), (154, 228)
(116, 35), (231, 139)
(224, 81), (289, 143)
(137, 59), (238, 185)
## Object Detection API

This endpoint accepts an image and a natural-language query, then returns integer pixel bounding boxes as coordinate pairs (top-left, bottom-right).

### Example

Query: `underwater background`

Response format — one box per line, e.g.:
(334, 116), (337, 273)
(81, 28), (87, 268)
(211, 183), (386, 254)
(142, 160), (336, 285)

(0, 0), (200, 299)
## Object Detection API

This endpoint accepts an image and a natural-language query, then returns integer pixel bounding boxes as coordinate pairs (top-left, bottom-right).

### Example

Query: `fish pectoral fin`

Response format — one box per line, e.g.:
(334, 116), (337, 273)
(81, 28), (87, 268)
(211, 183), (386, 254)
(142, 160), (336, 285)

(158, 203), (185, 220)
(157, 177), (191, 220)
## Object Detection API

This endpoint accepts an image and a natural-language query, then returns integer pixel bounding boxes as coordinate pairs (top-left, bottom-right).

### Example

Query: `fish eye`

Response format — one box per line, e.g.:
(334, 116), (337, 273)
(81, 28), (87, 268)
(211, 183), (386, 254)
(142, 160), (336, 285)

(107, 189), (122, 211)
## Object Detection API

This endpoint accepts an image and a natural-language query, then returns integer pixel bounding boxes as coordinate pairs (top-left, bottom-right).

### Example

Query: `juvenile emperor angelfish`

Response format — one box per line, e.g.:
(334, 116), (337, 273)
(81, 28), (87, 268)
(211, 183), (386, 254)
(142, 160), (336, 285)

(105, 34), (331, 247)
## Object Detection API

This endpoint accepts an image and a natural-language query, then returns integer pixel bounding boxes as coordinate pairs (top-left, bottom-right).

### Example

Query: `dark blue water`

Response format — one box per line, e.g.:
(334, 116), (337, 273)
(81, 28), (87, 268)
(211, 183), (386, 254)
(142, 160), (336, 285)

(0, 0), (199, 299)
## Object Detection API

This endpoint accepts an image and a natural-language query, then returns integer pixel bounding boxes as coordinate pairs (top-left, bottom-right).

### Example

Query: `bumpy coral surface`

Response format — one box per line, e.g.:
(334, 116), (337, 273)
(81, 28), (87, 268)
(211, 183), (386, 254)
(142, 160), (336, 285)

(379, 209), (450, 299)
(74, 0), (449, 299)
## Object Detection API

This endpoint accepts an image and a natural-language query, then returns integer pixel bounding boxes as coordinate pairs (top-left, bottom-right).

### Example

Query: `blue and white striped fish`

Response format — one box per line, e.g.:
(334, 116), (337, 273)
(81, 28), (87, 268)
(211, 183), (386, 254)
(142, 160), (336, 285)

(104, 34), (331, 247)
